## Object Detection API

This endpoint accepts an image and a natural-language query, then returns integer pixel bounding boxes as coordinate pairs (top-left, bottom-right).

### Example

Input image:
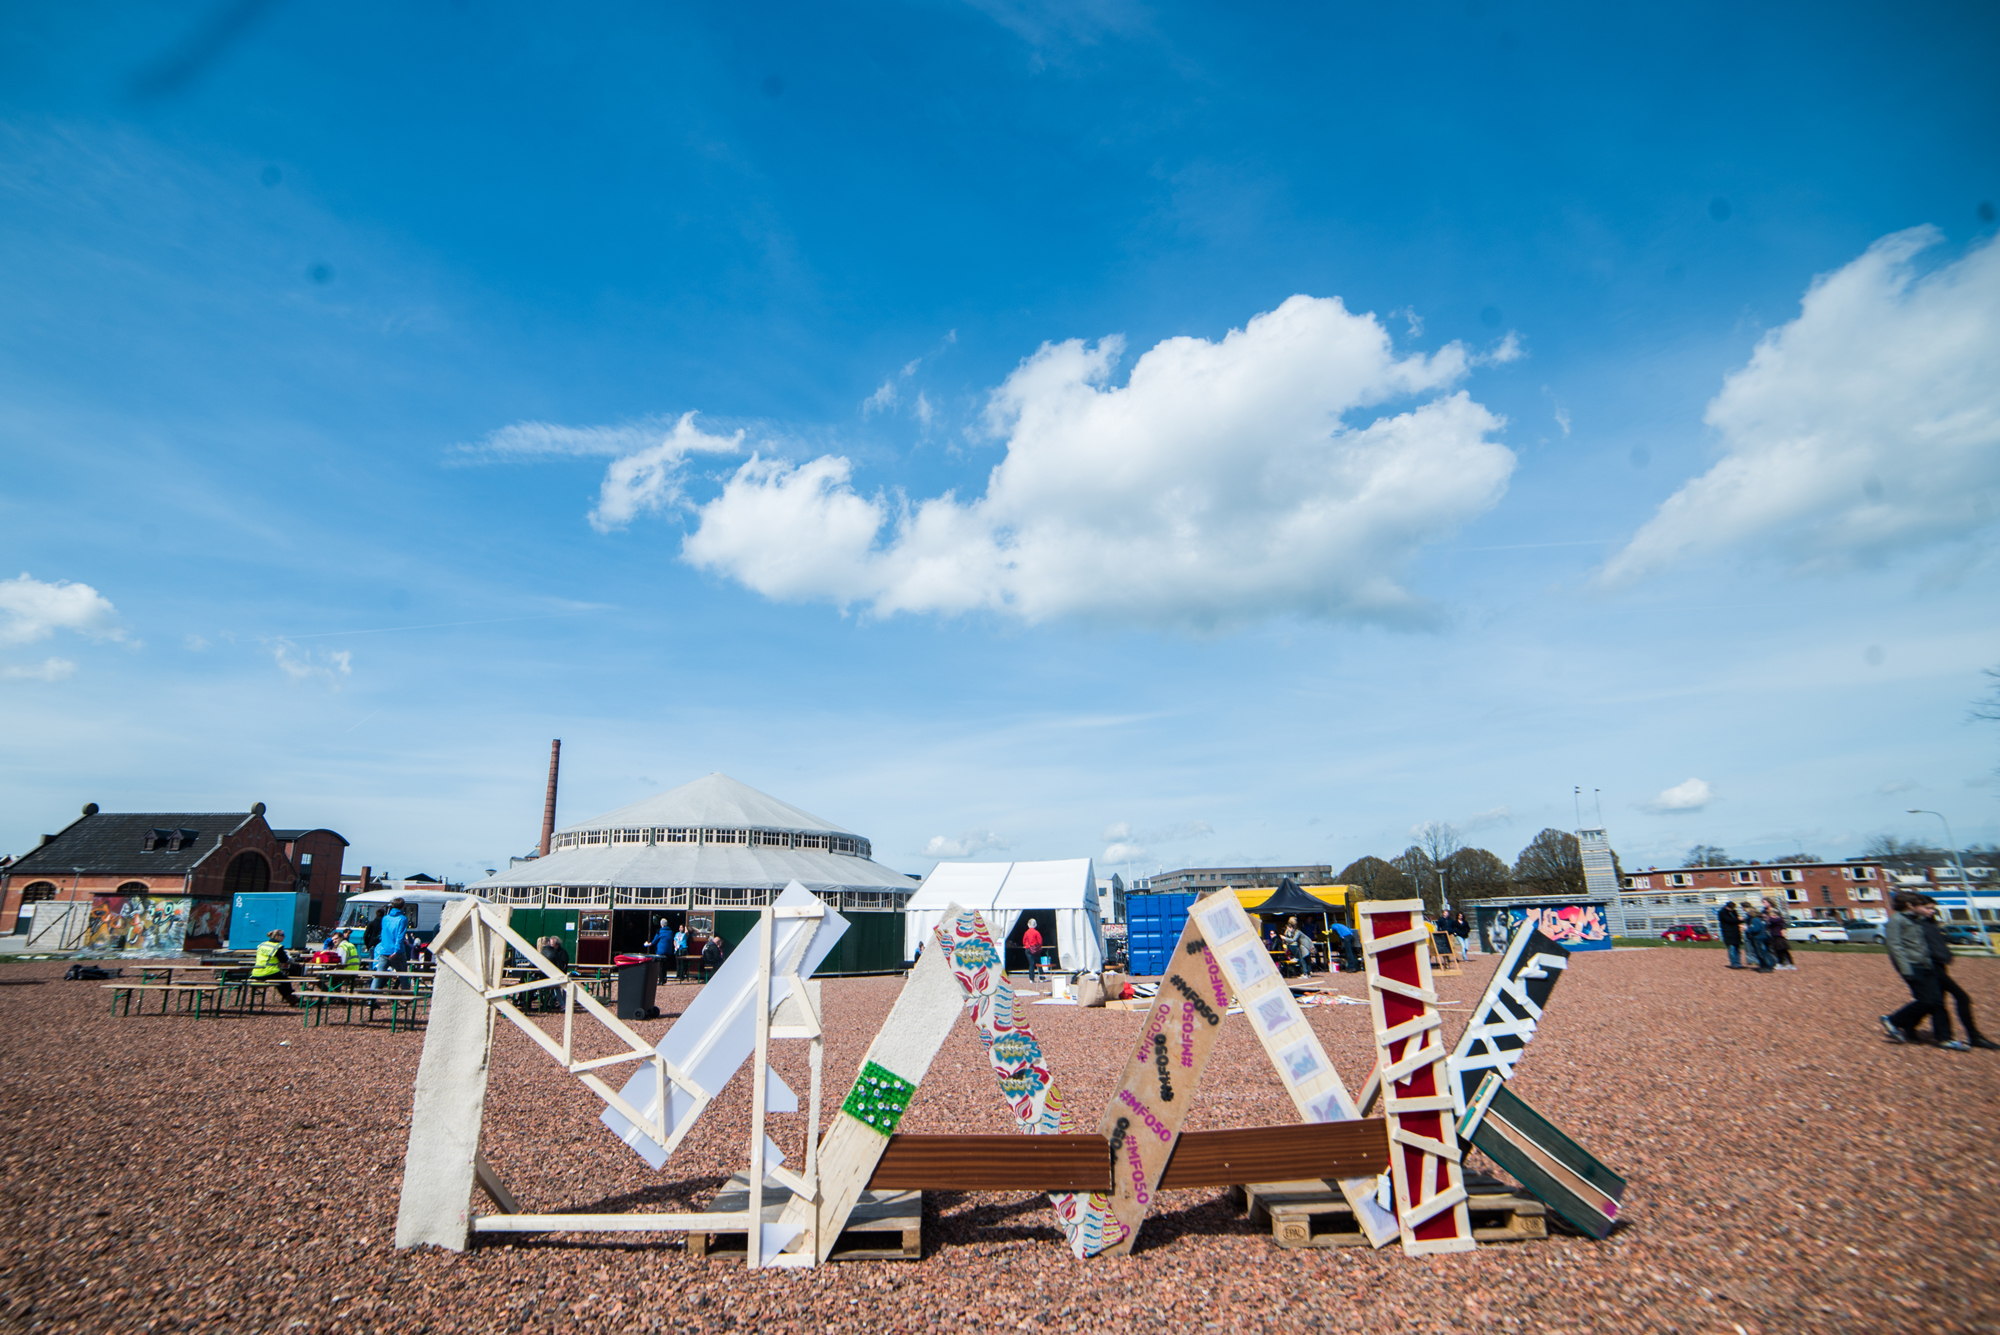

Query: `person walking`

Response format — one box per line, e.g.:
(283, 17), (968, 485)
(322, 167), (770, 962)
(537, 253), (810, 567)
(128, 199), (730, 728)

(1022, 918), (1045, 982)
(1882, 894), (1966, 1049)
(1919, 900), (1997, 1050)
(1718, 902), (1744, 969)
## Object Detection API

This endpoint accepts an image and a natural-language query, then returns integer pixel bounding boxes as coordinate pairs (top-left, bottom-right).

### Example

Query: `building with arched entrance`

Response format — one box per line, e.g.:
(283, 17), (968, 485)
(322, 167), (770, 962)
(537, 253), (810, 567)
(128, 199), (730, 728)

(1, 804), (347, 954)
(469, 773), (917, 972)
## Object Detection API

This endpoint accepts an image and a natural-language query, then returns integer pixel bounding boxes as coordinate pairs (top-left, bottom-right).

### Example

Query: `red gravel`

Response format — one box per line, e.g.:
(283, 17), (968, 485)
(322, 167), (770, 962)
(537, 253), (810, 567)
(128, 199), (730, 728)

(1, 948), (1996, 1334)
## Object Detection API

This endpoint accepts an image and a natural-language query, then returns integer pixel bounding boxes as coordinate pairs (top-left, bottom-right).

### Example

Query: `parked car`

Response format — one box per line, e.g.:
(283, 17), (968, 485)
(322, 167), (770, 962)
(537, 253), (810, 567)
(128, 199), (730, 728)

(1941, 924), (1992, 947)
(1842, 920), (1888, 945)
(1787, 918), (1850, 943)
(1661, 924), (1713, 942)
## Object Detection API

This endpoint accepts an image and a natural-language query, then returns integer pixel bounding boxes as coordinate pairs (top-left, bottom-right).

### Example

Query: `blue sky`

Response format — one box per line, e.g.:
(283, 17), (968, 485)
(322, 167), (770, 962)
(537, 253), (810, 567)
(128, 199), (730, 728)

(3, 0), (1997, 882)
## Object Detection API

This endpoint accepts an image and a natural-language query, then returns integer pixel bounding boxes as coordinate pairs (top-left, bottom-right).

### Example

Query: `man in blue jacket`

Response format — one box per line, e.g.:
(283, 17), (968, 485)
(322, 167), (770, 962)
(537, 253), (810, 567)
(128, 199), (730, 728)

(371, 898), (410, 991)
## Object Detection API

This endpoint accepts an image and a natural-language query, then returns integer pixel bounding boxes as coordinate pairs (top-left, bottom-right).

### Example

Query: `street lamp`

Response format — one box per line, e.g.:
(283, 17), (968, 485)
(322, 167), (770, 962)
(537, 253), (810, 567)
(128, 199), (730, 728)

(1908, 809), (1994, 951)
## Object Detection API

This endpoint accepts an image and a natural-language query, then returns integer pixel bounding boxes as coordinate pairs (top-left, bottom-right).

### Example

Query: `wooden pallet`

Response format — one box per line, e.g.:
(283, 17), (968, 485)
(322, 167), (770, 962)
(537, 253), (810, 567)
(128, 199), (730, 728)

(688, 1174), (921, 1262)
(1235, 1171), (1546, 1249)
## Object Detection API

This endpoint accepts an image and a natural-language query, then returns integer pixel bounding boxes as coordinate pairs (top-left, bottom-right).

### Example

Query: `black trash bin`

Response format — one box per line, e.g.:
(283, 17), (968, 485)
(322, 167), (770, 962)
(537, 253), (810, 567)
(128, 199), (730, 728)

(615, 955), (661, 1021)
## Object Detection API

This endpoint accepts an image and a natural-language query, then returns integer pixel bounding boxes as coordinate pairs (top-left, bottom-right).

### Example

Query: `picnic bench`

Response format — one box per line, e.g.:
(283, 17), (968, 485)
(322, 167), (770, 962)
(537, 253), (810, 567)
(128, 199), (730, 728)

(105, 982), (225, 1018)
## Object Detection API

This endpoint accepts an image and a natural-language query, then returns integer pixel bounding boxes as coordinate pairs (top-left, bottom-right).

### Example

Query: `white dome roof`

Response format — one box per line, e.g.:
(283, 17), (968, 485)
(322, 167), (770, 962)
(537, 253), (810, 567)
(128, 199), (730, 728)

(560, 773), (856, 837)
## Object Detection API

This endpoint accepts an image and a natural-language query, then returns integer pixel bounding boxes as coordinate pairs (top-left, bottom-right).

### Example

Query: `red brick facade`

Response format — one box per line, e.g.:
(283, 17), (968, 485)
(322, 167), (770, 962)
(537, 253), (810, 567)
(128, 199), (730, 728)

(2, 808), (346, 942)
(1620, 860), (1888, 922)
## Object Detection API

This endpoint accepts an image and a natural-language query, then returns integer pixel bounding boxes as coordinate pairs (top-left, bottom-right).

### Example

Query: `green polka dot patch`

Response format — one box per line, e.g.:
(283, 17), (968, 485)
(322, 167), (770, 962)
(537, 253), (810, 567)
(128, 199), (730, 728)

(841, 1061), (916, 1135)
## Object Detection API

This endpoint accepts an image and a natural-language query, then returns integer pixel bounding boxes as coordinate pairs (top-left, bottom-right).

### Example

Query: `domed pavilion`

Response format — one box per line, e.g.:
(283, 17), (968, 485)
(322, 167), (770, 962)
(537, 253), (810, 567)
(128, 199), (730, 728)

(469, 773), (915, 969)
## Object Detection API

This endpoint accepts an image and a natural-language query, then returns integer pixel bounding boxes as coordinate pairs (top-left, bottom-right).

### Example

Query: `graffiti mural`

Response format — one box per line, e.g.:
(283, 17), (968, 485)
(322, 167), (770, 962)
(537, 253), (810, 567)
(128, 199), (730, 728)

(82, 896), (207, 956)
(1484, 902), (1612, 952)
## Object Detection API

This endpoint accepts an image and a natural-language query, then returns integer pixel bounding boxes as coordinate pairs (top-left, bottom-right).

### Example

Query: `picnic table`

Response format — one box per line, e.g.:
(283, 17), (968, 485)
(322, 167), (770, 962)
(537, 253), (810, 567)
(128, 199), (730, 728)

(296, 989), (429, 1033)
(104, 981), (226, 1017)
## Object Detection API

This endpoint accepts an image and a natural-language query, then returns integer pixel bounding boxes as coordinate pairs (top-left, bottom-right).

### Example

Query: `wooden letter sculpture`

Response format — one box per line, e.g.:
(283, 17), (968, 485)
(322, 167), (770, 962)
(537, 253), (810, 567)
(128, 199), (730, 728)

(937, 911), (1128, 1256)
(1358, 899), (1475, 1256)
(777, 926), (966, 1263)
(1187, 892), (1398, 1247)
(1447, 926), (1568, 1117)
(1092, 914), (1232, 1255)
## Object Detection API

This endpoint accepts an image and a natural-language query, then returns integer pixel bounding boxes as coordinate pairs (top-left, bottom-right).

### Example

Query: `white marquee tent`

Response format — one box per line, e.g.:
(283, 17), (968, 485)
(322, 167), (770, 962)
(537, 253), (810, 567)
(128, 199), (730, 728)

(904, 858), (1104, 972)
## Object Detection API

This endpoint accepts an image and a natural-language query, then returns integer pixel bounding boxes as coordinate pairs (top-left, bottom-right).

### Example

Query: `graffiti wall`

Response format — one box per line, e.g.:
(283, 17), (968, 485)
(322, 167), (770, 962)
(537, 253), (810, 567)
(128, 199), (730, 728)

(1479, 901), (1612, 953)
(82, 897), (231, 956)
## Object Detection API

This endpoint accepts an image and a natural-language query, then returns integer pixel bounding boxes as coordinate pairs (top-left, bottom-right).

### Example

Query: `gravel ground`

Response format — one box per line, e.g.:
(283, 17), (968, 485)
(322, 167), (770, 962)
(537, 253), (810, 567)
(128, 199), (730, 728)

(1, 947), (1996, 1335)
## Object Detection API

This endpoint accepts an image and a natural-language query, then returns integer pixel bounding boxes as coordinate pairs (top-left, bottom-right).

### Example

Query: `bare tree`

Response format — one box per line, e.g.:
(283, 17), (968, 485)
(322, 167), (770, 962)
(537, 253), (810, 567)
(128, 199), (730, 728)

(1683, 844), (1742, 868)
(1973, 666), (2000, 722)
(1862, 834), (1939, 860)
(1513, 829), (1585, 896)
(1413, 821), (1464, 869)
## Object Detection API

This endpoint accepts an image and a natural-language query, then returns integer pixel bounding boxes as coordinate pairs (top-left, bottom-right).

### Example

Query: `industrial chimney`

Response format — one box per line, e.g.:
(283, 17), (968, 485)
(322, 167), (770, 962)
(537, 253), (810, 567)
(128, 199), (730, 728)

(538, 739), (561, 856)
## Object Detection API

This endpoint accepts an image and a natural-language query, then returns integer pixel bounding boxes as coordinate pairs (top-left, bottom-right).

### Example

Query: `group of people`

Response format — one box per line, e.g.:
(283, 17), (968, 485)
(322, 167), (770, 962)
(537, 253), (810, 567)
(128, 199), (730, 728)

(648, 920), (724, 980)
(1880, 891), (1995, 1052)
(1715, 900), (1796, 972)
(244, 896), (422, 1004)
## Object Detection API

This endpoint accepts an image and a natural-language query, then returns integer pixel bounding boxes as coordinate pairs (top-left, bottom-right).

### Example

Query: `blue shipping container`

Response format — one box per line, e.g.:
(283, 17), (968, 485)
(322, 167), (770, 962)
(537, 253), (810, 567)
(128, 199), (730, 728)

(1125, 893), (1196, 977)
(227, 891), (310, 950)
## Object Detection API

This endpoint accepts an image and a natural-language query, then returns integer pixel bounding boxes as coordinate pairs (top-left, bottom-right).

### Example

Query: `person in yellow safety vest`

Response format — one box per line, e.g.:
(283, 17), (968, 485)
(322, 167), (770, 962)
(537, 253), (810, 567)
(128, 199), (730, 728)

(251, 929), (298, 1005)
(332, 930), (359, 968)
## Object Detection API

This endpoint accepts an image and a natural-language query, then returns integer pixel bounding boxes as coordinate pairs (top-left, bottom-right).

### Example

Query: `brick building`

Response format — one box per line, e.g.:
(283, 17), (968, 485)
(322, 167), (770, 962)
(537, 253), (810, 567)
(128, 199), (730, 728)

(2, 803), (346, 952)
(1617, 859), (1888, 935)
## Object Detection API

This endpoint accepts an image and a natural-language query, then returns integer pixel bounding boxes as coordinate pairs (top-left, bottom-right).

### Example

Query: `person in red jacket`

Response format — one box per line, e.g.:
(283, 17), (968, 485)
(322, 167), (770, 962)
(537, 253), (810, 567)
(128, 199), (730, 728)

(1021, 918), (1044, 982)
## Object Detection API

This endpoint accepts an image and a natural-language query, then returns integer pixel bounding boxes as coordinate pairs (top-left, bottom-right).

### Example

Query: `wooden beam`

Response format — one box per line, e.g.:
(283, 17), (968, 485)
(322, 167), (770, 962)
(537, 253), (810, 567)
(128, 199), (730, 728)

(861, 1121), (1391, 1193)
(1158, 1120), (1389, 1190)
(869, 1134), (1110, 1191)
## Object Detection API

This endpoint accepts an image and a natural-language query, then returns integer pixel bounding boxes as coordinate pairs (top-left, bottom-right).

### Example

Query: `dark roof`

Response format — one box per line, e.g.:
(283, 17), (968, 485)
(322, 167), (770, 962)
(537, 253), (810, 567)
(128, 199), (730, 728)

(269, 828), (351, 846)
(6, 812), (255, 877)
(1253, 882), (1342, 917)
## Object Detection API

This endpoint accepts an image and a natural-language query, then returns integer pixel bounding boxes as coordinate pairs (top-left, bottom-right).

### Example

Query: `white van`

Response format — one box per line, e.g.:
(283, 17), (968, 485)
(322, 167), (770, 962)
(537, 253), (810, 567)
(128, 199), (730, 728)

(335, 888), (481, 943)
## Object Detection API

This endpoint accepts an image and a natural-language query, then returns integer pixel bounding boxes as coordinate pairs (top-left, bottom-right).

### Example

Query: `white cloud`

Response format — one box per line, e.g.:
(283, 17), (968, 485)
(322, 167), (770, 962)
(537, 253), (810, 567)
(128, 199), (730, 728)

(1102, 841), (1147, 863)
(183, 634), (209, 651)
(913, 391), (935, 428)
(0, 573), (122, 646)
(272, 640), (353, 687)
(862, 380), (899, 417)
(1601, 228), (2000, 586)
(1102, 821), (1132, 841)
(1474, 332), (1524, 366)
(587, 414), (744, 533)
(1645, 778), (1712, 813)
(2, 657), (77, 682)
(682, 295), (1515, 629)
(1458, 805), (1512, 832)
(924, 829), (1013, 858)
(453, 419), (669, 461)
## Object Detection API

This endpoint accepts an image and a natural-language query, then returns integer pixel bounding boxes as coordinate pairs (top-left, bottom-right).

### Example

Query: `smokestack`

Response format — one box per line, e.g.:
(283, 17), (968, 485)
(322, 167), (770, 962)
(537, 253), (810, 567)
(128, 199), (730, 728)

(539, 739), (561, 857)
(359, 865), (371, 896)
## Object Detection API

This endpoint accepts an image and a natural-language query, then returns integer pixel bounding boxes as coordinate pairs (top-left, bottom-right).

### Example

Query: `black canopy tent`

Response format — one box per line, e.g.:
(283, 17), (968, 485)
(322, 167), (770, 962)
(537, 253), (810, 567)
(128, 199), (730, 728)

(1252, 879), (1343, 920)
(1252, 878), (1353, 974)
